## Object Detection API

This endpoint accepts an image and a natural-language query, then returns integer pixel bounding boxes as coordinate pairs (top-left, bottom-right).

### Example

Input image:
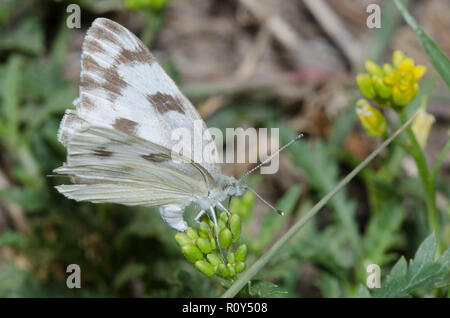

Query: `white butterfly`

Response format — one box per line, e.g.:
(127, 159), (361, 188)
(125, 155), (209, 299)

(54, 18), (249, 235)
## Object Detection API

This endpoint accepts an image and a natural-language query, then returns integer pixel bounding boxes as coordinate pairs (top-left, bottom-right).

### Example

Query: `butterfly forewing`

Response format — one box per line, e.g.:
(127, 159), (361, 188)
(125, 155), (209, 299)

(77, 18), (220, 172)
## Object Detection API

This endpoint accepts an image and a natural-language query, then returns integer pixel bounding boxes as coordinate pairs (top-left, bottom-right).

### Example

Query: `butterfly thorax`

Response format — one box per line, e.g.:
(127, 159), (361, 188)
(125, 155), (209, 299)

(194, 173), (246, 211)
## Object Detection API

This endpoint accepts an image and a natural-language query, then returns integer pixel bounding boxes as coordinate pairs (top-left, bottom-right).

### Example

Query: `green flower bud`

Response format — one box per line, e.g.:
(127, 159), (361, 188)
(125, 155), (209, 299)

(181, 244), (204, 263)
(219, 212), (228, 224)
(198, 221), (211, 238)
(217, 264), (229, 277)
(373, 76), (391, 99)
(227, 263), (236, 277)
(186, 227), (199, 240)
(219, 228), (232, 249)
(174, 232), (192, 247)
(230, 191), (254, 218)
(218, 219), (226, 232)
(235, 244), (248, 262)
(196, 238), (212, 254)
(230, 214), (241, 243)
(235, 261), (246, 273)
(227, 252), (236, 265)
(356, 74), (376, 99)
(365, 60), (383, 77)
(206, 253), (223, 267)
(195, 260), (215, 277)
(209, 237), (216, 250)
(383, 63), (393, 76)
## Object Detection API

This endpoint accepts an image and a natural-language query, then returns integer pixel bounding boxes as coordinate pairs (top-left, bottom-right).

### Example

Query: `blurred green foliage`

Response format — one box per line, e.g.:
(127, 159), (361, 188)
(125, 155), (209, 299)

(0, 0), (449, 298)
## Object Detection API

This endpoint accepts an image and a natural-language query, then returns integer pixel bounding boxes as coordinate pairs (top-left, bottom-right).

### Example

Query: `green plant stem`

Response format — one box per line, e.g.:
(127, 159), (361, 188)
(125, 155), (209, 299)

(221, 112), (419, 298)
(399, 110), (440, 254)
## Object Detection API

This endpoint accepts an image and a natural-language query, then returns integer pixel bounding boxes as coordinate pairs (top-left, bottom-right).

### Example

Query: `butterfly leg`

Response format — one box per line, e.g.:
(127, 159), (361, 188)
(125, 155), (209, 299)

(194, 210), (214, 237)
(217, 202), (233, 228)
(209, 207), (225, 261)
(217, 202), (232, 218)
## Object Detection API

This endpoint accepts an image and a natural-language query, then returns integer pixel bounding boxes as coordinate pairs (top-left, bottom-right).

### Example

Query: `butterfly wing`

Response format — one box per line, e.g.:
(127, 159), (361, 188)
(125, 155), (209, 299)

(55, 124), (214, 230)
(55, 18), (224, 231)
(75, 17), (220, 173)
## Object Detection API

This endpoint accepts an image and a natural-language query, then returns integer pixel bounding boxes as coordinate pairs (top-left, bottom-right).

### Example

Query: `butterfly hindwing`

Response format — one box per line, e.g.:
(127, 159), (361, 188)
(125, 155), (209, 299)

(55, 125), (213, 205)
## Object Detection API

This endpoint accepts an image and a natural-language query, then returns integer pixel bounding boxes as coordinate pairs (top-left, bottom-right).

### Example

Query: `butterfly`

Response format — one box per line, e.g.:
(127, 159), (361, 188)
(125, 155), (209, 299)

(54, 18), (254, 238)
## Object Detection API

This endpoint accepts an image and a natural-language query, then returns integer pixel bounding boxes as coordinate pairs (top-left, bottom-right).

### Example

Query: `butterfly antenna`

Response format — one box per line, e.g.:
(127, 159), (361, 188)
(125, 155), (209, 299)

(239, 132), (304, 181)
(246, 184), (284, 216)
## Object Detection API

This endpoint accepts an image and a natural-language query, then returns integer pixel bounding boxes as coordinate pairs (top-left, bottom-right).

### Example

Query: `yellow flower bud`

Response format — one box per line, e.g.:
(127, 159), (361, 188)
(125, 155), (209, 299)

(195, 260), (215, 277)
(356, 99), (387, 137)
(412, 105), (435, 149)
(392, 50), (405, 68)
(392, 85), (417, 106)
(365, 60), (384, 77)
(356, 74), (376, 99)
(414, 65), (426, 80)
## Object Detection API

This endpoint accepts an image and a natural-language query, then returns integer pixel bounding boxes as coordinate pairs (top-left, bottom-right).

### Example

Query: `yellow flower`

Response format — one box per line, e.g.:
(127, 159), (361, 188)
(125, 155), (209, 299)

(412, 102), (435, 149)
(356, 99), (387, 137)
(384, 55), (426, 106)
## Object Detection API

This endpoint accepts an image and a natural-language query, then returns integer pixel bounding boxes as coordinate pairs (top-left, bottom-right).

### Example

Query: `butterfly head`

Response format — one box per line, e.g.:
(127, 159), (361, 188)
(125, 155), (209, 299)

(223, 177), (247, 197)
(212, 174), (247, 199)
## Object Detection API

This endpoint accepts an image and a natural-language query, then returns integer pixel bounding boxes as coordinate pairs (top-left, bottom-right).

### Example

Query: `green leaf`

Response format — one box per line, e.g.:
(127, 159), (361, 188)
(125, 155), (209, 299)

(251, 185), (301, 253)
(247, 280), (287, 298)
(363, 204), (405, 266)
(0, 16), (44, 55)
(1, 55), (22, 131)
(389, 257), (407, 279)
(317, 273), (343, 298)
(0, 187), (49, 212)
(375, 234), (450, 297)
(394, 0), (450, 87)
(357, 285), (372, 298)
(114, 263), (147, 289)
(0, 230), (28, 248)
